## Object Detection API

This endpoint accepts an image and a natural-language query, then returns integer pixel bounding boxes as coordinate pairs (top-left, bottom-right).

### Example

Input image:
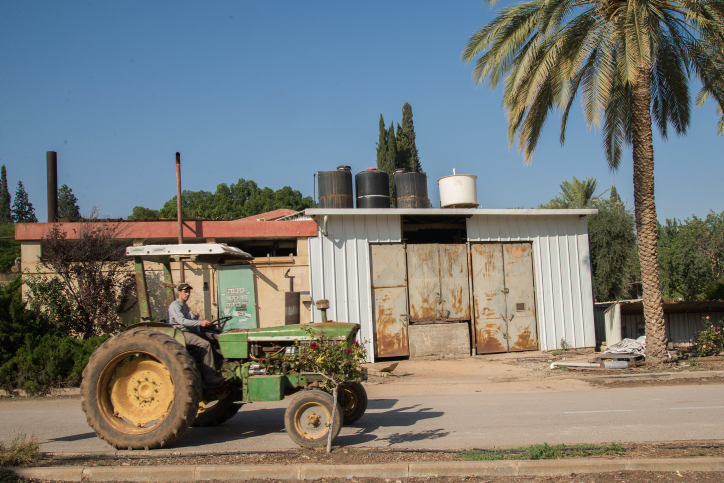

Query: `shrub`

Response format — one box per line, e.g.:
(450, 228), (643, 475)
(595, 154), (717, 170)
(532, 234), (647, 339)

(694, 317), (724, 357)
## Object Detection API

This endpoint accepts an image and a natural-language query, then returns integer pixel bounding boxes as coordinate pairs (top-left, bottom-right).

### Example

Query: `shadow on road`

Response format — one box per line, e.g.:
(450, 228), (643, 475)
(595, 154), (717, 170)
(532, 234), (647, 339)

(48, 432), (98, 442)
(338, 402), (447, 446)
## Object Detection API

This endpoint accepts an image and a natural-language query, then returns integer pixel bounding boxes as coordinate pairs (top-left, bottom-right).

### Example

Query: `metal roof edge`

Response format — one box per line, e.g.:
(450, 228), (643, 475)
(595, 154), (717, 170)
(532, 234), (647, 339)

(304, 208), (598, 216)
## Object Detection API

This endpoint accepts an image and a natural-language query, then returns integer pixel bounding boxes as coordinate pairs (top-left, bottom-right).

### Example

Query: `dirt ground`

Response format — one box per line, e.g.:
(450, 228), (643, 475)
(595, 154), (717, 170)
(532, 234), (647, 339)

(33, 441), (724, 467)
(15, 473), (724, 483)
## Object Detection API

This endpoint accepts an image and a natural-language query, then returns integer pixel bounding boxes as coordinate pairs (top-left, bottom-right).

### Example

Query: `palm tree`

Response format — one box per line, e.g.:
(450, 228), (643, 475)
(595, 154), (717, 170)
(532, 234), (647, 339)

(543, 176), (609, 208)
(462, 1), (724, 365)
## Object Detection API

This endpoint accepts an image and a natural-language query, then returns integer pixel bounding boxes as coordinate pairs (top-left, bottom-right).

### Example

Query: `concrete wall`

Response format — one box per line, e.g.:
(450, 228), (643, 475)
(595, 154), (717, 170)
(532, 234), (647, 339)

(20, 237), (312, 329)
(408, 323), (471, 358)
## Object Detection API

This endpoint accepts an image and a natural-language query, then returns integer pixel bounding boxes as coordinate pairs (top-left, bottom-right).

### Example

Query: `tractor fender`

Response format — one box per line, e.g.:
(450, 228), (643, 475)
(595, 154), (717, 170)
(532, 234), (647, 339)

(125, 322), (186, 347)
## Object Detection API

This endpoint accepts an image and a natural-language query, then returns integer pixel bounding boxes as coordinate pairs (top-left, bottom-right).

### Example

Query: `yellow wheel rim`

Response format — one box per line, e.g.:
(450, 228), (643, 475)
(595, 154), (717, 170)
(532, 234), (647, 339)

(99, 353), (175, 433)
(294, 402), (332, 440)
(341, 386), (358, 416)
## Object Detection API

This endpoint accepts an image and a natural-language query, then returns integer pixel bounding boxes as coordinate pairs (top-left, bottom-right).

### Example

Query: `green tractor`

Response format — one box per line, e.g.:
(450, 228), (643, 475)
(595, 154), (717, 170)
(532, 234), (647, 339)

(80, 244), (367, 450)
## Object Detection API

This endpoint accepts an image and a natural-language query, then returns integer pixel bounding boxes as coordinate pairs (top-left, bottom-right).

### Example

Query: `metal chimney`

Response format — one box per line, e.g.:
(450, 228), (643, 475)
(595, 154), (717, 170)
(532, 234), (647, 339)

(46, 151), (58, 222)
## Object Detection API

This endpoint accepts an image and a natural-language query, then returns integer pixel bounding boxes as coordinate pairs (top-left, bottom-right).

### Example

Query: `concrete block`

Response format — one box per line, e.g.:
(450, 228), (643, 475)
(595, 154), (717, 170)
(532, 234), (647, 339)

(300, 463), (408, 479)
(408, 323), (470, 358)
(12, 466), (83, 482)
(409, 461), (519, 477)
(84, 465), (196, 482)
(195, 464), (299, 481)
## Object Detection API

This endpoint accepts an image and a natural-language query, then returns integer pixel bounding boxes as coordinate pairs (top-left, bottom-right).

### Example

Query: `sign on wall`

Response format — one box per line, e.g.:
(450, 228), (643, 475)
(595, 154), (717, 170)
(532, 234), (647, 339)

(217, 265), (258, 330)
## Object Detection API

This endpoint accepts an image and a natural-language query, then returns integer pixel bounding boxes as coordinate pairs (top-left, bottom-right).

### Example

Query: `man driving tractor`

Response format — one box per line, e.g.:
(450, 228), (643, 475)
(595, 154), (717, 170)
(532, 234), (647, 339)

(167, 283), (226, 387)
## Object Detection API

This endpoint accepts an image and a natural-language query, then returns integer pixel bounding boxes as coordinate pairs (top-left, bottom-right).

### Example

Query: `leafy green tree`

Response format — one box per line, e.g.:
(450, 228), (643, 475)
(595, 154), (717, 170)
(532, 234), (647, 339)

(658, 210), (724, 301)
(0, 225), (20, 273)
(541, 177), (609, 209)
(128, 206), (160, 219)
(401, 102), (422, 172)
(589, 198), (638, 302)
(385, 123), (398, 207)
(462, 0), (724, 365)
(11, 181), (37, 223)
(57, 184), (81, 220)
(0, 166), (11, 225)
(375, 114), (388, 170)
(395, 123), (410, 171)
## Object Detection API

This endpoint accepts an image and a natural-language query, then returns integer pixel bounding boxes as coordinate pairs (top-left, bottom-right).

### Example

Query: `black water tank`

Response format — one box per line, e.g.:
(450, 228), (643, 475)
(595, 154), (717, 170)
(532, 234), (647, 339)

(394, 170), (429, 208)
(355, 168), (390, 208)
(318, 166), (353, 208)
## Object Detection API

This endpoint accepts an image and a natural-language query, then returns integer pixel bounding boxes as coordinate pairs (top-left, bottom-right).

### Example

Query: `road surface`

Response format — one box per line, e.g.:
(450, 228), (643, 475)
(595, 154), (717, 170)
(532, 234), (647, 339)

(1, 382), (722, 453)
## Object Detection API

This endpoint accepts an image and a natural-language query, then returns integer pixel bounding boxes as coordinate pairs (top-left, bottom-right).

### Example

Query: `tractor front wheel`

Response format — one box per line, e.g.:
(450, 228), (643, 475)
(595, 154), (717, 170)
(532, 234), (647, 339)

(284, 390), (343, 447)
(339, 382), (368, 425)
(81, 329), (202, 450)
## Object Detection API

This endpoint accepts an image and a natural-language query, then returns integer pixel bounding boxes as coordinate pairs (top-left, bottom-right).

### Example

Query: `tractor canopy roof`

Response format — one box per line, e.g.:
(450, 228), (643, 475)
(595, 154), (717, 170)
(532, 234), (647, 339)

(127, 244), (254, 264)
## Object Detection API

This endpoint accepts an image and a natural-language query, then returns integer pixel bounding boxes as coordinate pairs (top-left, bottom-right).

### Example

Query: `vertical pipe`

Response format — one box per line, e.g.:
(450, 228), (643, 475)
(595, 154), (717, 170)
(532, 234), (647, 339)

(46, 151), (58, 222)
(134, 257), (151, 320)
(175, 152), (185, 282)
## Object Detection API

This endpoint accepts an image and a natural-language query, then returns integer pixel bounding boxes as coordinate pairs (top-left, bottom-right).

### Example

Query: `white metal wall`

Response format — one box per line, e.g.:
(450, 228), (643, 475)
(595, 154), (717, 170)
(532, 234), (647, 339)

(466, 215), (596, 351)
(308, 215), (402, 362)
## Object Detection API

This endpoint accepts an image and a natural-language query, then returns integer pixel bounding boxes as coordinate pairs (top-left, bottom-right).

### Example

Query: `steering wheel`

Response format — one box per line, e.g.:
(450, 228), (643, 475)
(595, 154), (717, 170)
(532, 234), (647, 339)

(207, 316), (233, 333)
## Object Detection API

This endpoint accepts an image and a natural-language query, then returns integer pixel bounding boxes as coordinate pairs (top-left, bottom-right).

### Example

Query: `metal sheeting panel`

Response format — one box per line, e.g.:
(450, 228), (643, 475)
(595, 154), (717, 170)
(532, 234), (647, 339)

(503, 244), (538, 351)
(466, 215), (595, 351)
(622, 311), (724, 347)
(371, 245), (409, 357)
(407, 244), (441, 321)
(308, 214), (402, 362)
(471, 244), (508, 354)
(440, 245), (471, 321)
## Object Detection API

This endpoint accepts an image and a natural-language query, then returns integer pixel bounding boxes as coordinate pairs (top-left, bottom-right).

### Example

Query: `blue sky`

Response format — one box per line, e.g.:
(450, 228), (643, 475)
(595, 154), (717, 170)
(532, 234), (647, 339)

(1, 1), (721, 222)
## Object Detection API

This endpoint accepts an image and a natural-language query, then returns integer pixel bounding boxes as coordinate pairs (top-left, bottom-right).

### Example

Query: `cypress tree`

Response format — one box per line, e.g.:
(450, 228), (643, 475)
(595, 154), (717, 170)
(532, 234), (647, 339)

(395, 123), (411, 171)
(375, 114), (387, 170)
(58, 184), (81, 219)
(385, 122), (397, 207)
(11, 181), (37, 223)
(401, 102), (422, 172)
(0, 166), (11, 224)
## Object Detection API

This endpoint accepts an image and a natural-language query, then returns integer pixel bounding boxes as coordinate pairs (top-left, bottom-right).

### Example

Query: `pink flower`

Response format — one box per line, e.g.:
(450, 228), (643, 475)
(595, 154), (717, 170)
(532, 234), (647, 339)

(703, 345), (707, 348)
(352, 341), (359, 346)
(301, 355), (306, 359)
(310, 342), (318, 349)
(345, 348), (351, 353)
(707, 316), (710, 320)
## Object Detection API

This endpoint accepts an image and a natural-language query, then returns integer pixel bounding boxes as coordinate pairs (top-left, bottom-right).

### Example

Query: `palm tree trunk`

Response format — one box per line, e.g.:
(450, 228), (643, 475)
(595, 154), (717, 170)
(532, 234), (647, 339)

(631, 66), (667, 366)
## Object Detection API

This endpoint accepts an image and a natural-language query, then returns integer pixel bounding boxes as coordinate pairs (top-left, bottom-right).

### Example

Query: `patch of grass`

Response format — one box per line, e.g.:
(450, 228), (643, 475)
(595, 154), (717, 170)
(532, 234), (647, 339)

(459, 442), (624, 461)
(0, 434), (41, 467)
(552, 350), (563, 356)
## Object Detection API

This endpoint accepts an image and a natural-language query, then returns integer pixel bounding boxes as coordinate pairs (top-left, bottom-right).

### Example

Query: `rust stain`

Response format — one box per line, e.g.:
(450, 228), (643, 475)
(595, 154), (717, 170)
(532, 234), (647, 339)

(504, 244), (528, 260)
(510, 327), (538, 351)
(477, 328), (506, 354)
(376, 304), (408, 357)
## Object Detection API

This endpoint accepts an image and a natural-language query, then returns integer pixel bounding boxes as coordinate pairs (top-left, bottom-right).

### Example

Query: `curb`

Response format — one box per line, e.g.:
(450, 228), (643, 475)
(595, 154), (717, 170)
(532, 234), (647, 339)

(11, 457), (724, 481)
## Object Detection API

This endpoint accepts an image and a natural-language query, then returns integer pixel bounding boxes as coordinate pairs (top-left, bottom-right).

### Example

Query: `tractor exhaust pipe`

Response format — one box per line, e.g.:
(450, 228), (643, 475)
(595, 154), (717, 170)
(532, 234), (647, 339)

(176, 152), (184, 283)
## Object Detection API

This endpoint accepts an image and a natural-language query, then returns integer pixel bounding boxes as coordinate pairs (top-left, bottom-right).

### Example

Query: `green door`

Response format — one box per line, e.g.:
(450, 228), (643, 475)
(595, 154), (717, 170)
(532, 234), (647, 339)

(217, 265), (258, 330)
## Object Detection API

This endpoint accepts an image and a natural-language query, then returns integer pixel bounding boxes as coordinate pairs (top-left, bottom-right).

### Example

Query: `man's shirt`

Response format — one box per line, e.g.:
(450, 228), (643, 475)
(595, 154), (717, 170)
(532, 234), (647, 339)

(168, 299), (200, 333)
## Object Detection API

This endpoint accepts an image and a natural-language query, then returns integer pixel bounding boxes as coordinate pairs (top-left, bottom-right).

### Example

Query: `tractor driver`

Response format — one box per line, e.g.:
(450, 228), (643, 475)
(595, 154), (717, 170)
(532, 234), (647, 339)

(168, 283), (226, 387)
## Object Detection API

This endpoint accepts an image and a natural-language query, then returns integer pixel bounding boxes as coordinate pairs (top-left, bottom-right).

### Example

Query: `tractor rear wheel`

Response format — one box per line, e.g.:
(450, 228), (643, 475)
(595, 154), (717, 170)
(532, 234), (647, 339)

(191, 394), (242, 427)
(339, 382), (368, 425)
(81, 329), (202, 450)
(284, 390), (343, 448)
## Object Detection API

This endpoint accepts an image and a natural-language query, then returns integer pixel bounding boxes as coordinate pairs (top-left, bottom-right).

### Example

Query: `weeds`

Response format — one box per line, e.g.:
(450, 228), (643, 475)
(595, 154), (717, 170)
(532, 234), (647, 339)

(560, 338), (571, 351)
(0, 434), (41, 467)
(459, 442), (623, 461)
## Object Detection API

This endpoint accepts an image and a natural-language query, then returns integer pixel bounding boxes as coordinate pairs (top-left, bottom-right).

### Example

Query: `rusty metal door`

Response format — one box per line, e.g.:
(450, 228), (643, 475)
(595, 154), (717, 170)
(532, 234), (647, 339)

(406, 244), (441, 322)
(471, 244), (508, 353)
(407, 244), (470, 322)
(439, 245), (471, 320)
(503, 243), (538, 351)
(371, 244), (409, 358)
(471, 243), (537, 353)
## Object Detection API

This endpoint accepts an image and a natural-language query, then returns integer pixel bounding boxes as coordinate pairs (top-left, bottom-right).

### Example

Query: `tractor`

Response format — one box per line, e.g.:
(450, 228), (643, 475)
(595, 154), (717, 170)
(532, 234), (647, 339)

(80, 244), (367, 450)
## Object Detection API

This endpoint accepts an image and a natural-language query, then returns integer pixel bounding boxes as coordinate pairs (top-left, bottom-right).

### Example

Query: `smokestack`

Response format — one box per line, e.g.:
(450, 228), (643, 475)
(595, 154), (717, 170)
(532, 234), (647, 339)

(47, 151), (58, 222)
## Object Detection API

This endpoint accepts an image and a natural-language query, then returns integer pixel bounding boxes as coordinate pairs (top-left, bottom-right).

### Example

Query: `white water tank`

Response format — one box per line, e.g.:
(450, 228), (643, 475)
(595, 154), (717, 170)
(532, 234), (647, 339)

(438, 171), (478, 208)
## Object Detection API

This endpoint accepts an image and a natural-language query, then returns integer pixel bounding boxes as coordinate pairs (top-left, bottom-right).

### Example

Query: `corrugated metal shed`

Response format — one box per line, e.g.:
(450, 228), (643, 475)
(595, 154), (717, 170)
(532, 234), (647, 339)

(306, 208), (598, 360)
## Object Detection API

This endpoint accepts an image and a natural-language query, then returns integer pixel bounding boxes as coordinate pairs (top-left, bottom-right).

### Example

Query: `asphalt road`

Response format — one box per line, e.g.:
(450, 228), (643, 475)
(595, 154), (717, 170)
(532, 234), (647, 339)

(1, 382), (723, 454)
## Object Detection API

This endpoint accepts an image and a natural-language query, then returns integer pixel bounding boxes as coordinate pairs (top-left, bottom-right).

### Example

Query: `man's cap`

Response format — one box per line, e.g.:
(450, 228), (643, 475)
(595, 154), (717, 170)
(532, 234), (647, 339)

(177, 283), (193, 291)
